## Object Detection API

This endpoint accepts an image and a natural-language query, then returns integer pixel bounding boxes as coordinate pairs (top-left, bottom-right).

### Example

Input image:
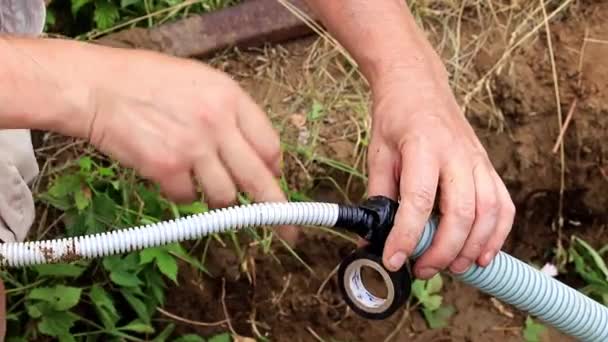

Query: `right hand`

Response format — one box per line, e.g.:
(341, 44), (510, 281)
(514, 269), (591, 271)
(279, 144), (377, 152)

(82, 50), (298, 245)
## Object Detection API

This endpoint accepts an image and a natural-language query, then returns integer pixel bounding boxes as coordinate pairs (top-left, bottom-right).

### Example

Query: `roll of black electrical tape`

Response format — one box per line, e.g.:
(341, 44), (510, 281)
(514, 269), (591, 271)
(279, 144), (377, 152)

(337, 247), (411, 320)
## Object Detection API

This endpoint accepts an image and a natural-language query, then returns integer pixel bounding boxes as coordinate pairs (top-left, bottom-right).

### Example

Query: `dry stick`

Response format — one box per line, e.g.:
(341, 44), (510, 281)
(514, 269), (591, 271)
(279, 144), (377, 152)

(539, 0), (565, 233)
(316, 264), (340, 296)
(551, 99), (578, 154)
(383, 303), (416, 342)
(156, 307), (228, 327)
(306, 326), (326, 342)
(221, 278), (237, 336)
(585, 38), (608, 45)
(552, 28), (589, 153)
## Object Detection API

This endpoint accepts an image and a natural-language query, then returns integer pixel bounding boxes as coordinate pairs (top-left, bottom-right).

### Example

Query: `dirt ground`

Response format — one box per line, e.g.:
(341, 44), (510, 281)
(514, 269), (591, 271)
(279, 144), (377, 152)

(152, 2), (608, 341)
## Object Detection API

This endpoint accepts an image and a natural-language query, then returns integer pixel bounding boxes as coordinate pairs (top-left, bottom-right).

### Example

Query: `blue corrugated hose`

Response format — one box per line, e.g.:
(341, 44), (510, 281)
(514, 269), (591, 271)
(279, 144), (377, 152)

(412, 218), (608, 342)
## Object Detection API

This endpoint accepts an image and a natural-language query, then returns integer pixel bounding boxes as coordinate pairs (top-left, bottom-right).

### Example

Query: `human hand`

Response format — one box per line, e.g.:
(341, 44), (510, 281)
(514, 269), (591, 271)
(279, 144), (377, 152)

(367, 62), (515, 280)
(82, 50), (298, 245)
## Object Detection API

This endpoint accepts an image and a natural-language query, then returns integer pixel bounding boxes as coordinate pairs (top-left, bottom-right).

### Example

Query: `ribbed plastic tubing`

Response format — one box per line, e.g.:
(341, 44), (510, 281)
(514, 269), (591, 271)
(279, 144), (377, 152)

(0, 202), (606, 341)
(412, 218), (608, 342)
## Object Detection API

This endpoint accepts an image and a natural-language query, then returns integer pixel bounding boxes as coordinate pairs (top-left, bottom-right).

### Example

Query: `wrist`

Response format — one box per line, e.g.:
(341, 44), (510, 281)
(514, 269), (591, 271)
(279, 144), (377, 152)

(0, 36), (96, 137)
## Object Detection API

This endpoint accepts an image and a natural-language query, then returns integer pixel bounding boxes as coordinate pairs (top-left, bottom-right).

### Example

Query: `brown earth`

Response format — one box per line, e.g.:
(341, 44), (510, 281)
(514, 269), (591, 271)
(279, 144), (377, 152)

(158, 2), (608, 342)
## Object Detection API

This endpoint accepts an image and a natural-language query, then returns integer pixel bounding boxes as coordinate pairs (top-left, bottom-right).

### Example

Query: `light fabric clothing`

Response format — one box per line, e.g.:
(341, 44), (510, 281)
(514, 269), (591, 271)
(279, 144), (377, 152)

(0, 0), (46, 242)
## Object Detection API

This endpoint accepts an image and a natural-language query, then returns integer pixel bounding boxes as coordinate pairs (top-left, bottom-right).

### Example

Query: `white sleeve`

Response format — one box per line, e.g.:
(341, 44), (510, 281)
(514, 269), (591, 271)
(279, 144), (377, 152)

(0, 0), (45, 242)
(0, 0), (46, 35)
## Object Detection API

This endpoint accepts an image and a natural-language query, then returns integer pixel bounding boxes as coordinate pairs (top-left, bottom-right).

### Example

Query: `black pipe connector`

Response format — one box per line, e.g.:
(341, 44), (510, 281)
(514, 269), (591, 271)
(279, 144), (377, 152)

(336, 195), (399, 255)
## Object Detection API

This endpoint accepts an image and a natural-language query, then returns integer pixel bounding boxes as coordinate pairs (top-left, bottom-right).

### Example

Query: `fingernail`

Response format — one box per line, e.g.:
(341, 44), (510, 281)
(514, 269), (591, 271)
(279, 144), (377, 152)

(388, 252), (407, 270)
(450, 257), (471, 274)
(417, 267), (438, 279)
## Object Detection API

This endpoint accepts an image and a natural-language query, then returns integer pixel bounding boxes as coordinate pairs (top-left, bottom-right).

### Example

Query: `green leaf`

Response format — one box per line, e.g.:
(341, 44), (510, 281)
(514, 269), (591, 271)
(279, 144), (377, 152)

(78, 157), (93, 172)
(33, 263), (86, 278)
(119, 319), (155, 334)
(574, 237), (608, 280)
(426, 274), (443, 294)
(94, 0), (120, 30)
(99, 167), (116, 177)
(177, 202), (207, 215)
(89, 285), (120, 329)
(121, 290), (150, 323)
(173, 335), (206, 342)
(523, 316), (546, 342)
(75, 188), (91, 211)
(153, 323), (176, 342)
(121, 0), (141, 7)
(93, 193), (118, 223)
(411, 279), (427, 301)
(26, 301), (45, 318)
(140, 247), (179, 283)
(48, 174), (82, 199)
(38, 311), (79, 337)
(424, 294), (443, 311)
(72, 0), (93, 16)
(144, 267), (166, 305)
(110, 270), (142, 288)
(156, 252), (178, 283)
(140, 248), (163, 265)
(308, 100), (324, 121)
(28, 285), (82, 311)
(208, 333), (231, 342)
(423, 305), (454, 329)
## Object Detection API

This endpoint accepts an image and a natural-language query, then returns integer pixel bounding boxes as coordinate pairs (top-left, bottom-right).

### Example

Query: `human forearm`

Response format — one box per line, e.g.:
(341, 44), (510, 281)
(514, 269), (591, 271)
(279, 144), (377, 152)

(303, 0), (445, 89)
(0, 35), (172, 138)
(0, 35), (98, 137)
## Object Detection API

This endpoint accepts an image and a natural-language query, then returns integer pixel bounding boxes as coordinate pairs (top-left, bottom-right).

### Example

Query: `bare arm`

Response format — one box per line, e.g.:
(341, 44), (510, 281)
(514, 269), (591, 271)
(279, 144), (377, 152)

(0, 35), (299, 244)
(303, 0), (516, 279)
(0, 35), (94, 137)
(302, 0), (443, 88)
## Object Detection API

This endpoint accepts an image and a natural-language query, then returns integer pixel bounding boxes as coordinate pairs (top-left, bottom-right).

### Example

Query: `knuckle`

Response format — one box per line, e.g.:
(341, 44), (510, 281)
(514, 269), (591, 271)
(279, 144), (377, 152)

(198, 110), (224, 131)
(209, 192), (236, 208)
(478, 195), (499, 216)
(149, 153), (183, 176)
(405, 187), (435, 214)
(462, 240), (484, 259)
(452, 200), (476, 223)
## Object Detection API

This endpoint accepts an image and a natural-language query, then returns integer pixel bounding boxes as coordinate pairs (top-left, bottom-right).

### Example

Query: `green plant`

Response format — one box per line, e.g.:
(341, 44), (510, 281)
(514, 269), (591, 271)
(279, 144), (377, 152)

(45, 0), (239, 37)
(2, 156), (209, 341)
(411, 274), (455, 329)
(522, 316), (546, 342)
(568, 236), (608, 305)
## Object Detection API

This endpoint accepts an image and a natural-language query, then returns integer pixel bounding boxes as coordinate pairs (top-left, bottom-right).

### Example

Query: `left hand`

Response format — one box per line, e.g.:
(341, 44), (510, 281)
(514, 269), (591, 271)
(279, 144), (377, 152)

(366, 62), (516, 280)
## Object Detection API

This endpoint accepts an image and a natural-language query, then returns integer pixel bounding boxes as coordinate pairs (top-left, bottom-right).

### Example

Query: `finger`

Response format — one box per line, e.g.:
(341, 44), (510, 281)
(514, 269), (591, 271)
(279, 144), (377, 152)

(219, 132), (299, 246)
(367, 139), (399, 200)
(158, 171), (197, 204)
(193, 156), (238, 209)
(449, 162), (498, 274)
(478, 170), (515, 266)
(382, 141), (439, 272)
(414, 159), (476, 279)
(237, 93), (282, 175)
